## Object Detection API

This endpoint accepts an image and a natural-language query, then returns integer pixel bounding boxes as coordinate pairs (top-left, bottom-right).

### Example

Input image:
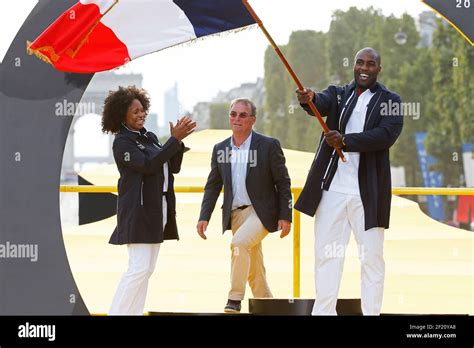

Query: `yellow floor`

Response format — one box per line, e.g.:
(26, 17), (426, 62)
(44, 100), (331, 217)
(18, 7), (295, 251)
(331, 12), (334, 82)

(64, 130), (473, 314)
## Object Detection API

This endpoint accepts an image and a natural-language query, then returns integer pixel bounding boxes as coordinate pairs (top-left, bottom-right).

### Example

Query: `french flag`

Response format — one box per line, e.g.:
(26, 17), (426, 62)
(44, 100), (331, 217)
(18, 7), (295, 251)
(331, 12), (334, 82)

(28, 0), (256, 73)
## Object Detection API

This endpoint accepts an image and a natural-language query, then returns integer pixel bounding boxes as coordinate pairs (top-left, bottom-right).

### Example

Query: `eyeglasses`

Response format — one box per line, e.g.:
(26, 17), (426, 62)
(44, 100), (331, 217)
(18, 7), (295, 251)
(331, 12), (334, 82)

(229, 112), (254, 119)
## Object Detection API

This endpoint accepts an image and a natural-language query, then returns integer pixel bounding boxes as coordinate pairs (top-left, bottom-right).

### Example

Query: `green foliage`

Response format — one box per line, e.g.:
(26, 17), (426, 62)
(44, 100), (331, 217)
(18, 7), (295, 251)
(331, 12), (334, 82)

(327, 7), (382, 83)
(425, 19), (473, 187)
(285, 31), (329, 152)
(389, 47), (432, 187)
(263, 45), (288, 141)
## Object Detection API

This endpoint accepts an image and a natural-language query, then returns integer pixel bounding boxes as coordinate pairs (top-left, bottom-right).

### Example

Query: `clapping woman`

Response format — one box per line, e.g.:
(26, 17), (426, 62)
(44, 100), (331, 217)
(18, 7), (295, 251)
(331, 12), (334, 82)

(101, 86), (196, 315)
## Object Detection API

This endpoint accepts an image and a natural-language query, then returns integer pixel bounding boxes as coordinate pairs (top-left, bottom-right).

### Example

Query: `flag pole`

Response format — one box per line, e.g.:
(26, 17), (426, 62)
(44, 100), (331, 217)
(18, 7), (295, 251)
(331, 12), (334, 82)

(242, 0), (346, 162)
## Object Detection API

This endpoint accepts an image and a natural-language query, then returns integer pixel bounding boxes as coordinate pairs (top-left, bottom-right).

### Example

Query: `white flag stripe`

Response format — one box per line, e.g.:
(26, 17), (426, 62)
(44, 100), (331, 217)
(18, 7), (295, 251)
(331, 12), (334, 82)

(97, 0), (197, 59)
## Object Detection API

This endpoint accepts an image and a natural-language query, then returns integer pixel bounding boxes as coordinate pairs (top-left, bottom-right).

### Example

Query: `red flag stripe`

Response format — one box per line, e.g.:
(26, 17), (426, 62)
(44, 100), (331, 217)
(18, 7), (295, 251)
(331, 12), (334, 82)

(28, 1), (130, 73)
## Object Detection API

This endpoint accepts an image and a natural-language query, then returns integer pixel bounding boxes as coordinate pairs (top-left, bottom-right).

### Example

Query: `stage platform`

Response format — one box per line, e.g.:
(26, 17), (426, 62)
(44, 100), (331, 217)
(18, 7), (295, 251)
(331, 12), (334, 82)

(62, 130), (473, 315)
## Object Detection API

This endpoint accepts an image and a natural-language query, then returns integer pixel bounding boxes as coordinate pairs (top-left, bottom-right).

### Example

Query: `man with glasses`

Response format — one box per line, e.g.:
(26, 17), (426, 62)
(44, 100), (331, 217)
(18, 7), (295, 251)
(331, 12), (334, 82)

(197, 98), (292, 313)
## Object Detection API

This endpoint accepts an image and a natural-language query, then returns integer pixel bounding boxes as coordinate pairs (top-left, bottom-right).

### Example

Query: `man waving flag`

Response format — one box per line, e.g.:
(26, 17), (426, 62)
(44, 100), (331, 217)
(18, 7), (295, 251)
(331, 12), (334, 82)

(27, 0), (256, 73)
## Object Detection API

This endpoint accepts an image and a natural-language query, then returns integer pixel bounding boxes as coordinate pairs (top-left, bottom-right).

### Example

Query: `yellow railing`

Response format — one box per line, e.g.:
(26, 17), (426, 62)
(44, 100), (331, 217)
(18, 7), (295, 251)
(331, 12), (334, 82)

(60, 185), (474, 298)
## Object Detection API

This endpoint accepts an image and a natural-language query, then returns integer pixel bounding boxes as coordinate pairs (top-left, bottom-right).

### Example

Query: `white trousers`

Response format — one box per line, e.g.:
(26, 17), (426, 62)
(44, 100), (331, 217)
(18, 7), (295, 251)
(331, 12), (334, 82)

(312, 190), (385, 316)
(109, 196), (167, 315)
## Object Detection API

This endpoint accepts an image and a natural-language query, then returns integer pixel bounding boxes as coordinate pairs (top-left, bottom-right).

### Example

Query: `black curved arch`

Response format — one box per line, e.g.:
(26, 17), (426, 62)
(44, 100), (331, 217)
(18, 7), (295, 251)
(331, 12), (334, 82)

(0, 0), (92, 314)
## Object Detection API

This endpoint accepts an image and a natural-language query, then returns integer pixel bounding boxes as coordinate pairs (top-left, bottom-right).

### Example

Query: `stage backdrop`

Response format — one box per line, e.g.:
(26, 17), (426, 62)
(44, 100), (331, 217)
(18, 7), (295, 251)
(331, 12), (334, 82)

(0, 0), (90, 314)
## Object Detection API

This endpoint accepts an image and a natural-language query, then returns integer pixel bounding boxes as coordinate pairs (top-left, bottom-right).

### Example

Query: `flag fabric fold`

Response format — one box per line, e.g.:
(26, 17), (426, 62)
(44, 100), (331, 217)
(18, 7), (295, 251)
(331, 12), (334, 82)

(28, 0), (256, 73)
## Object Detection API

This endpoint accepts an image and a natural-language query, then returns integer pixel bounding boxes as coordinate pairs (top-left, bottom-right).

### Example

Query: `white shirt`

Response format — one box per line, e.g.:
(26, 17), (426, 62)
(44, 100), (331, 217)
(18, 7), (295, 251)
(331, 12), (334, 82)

(329, 89), (375, 196)
(230, 132), (252, 209)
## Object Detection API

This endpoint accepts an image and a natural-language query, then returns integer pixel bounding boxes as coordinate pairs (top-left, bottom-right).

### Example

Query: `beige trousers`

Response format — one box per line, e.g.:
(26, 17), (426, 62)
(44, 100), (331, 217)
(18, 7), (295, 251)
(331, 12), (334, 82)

(228, 206), (273, 301)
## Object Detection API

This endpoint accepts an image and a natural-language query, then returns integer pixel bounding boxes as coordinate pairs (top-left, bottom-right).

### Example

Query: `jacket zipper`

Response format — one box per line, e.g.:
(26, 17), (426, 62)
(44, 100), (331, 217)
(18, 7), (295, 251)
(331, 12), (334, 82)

(363, 92), (382, 131)
(321, 150), (337, 189)
(319, 89), (357, 189)
(339, 90), (356, 130)
(139, 138), (161, 206)
(314, 135), (325, 162)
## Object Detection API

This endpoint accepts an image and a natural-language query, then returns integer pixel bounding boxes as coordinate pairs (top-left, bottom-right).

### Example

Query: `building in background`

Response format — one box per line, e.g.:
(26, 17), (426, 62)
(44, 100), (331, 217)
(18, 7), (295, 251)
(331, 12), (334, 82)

(159, 82), (181, 136)
(212, 78), (265, 106)
(61, 71), (143, 182)
(192, 102), (212, 130)
(417, 11), (437, 47)
(192, 78), (264, 129)
(146, 112), (159, 135)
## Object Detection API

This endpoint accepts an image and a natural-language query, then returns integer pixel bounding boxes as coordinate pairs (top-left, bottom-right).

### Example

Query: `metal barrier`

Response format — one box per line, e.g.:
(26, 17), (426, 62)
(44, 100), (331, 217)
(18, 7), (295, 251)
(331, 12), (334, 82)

(60, 185), (474, 298)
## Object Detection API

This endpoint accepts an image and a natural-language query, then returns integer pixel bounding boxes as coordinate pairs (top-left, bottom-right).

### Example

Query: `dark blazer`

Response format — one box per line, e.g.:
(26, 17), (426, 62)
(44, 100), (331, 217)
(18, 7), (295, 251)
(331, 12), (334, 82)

(294, 81), (403, 230)
(199, 131), (292, 233)
(109, 125), (184, 244)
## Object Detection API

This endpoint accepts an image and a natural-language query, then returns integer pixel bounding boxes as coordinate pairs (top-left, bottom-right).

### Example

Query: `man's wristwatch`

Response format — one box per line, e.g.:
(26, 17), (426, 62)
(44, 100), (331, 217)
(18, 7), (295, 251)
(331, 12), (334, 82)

(341, 136), (346, 147)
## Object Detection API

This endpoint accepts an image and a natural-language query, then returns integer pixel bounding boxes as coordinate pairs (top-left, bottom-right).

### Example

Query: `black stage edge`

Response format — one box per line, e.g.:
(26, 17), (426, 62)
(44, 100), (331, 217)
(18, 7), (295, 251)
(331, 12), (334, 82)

(249, 298), (362, 315)
(0, 315), (471, 346)
(148, 311), (251, 316)
(78, 175), (117, 225)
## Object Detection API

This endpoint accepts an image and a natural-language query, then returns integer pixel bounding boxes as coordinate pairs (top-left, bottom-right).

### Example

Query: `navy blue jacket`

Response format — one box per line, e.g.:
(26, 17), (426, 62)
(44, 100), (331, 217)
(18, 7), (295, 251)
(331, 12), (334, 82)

(294, 81), (403, 230)
(109, 125), (184, 244)
(199, 131), (292, 233)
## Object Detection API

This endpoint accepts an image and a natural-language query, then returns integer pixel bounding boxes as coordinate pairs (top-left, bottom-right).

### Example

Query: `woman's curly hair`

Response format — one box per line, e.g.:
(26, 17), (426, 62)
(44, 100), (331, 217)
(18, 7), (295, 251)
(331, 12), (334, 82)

(101, 85), (151, 134)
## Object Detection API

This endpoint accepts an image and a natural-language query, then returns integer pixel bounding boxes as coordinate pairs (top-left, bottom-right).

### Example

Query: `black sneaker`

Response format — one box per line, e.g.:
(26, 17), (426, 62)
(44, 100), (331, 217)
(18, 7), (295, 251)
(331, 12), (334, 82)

(224, 299), (241, 313)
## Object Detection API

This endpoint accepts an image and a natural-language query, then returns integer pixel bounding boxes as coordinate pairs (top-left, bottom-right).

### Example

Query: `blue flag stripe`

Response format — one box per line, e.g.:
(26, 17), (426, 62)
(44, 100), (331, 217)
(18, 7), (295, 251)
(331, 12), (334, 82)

(172, 0), (256, 38)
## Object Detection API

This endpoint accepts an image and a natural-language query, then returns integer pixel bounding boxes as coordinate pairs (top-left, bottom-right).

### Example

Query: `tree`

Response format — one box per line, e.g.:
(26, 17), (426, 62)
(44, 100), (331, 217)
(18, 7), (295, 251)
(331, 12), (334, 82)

(327, 7), (382, 84)
(451, 28), (474, 145)
(263, 45), (288, 144)
(285, 30), (329, 152)
(389, 47), (433, 187)
(425, 20), (466, 187)
(366, 13), (420, 89)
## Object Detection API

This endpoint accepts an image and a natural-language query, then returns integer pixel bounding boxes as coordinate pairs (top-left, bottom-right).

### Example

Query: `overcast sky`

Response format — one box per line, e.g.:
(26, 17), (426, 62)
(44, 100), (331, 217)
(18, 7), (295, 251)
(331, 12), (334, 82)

(1, 0), (430, 121)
